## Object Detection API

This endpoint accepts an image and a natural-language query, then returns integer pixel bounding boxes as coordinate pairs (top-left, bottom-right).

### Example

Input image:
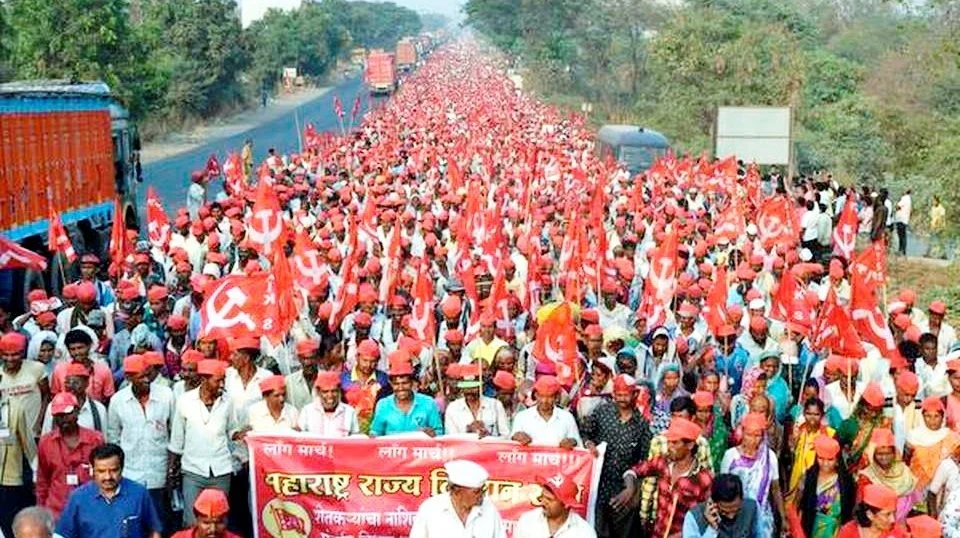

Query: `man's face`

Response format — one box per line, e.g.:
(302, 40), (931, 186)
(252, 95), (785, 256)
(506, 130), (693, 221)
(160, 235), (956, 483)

(65, 375), (89, 397)
(613, 389), (635, 409)
(536, 391), (557, 412)
(169, 327), (187, 344)
(357, 355), (377, 376)
(80, 263), (97, 280)
(67, 342), (90, 362)
(129, 371), (151, 393)
(921, 340), (938, 362)
(930, 312), (944, 327)
(92, 455), (122, 493)
(53, 410), (79, 431)
(750, 327), (767, 345)
(195, 514), (227, 538)
(181, 363), (198, 387)
(716, 497), (743, 522)
(149, 298), (166, 314)
(616, 357), (637, 377)
(896, 387), (917, 408)
(651, 336), (668, 356)
(2, 349), (23, 371)
(202, 374), (225, 397)
(666, 439), (690, 461)
(479, 323), (495, 341)
(586, 334), (603, 354)
(695, 404), (711, 425)
(538, 488), (566, 519)
(299, 354), (319, 376)
(390, 375), (413, 400)
(266, 387), (286, 407)
(319, 388), (340, 411)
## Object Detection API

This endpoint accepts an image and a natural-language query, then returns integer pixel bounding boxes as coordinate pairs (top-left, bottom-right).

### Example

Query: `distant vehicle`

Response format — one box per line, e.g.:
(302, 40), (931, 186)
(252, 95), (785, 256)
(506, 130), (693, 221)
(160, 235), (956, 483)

(365, 50), (398, 94)
(596, 124), (670, 174)
(349, 47), (367, 66)
(0, 80), (141, 303)
(395, 39), (418, 72)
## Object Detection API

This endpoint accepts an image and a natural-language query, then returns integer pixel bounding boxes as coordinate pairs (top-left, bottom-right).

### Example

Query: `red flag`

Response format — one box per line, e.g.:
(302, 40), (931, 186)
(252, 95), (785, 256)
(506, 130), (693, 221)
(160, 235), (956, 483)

(108, 197), (127, 265)
(328, 252), (360, 332)
(0, 236), (47, 271)
(290, 229), (328, 292)
(47, 211), (76, 263)
(205, 154), (222, 178)
(409, 258), (436, 343)
(267, 251), (300, 344)
(200, 273), (273, 341)
(334, 95), (344, 120)
(850, 270), (896, 357)
(714, 203), (746, 242)
(811, 287), (865, 356)
(248, 180), (285, 257)
(223, 152), (246, 195)
(832, 198), (858, 261)
(350, 95), (361, 122)
(756, 196), (798, 246)
(770, 270), (800, 322)
(647, 231), (679, 307)
(853, 240), (887, 288)
(378, 227), (402, 303)
(703, 265), (729, 335)
(146, 187), (171, 251)
(533, 303), (580, 386)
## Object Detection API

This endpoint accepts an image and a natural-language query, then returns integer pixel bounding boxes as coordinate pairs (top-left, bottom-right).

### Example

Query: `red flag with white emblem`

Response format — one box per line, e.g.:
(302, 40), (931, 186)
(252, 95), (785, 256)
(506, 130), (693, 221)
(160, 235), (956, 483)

(756, 196), (798, 246)
(811, 287), (865, 356)
(146, 187), (171, 251)
(247, 180), (285, 257)
(703, 265), (729, 335)
(47, 211), (76, 263)
(0, 236), (47, 271)
(533, 303), (580, 386)
(108, 197), (128, 265)
(200, 273), (272, 341)
(850, 269), (896, 357)
(409, 258), (436, 343)
(289, 229), (328, 293)
(832, 198), (859, 261)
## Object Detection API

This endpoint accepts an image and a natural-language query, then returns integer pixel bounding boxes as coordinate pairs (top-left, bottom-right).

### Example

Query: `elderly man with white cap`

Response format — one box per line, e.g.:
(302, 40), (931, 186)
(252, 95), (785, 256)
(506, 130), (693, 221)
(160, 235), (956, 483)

(409, 459), (506, 538)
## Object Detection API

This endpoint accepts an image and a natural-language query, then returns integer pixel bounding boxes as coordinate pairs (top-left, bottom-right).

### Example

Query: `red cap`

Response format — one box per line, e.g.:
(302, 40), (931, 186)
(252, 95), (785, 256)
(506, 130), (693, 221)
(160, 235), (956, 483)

(259, 375), (286, 394)
(907, 515), (942, 538)
(538, 473), (580, 508)
(314, 371), (341, 391)
(147, 286), (169, 302)
(357, 339), (380, 358)
(197, 359), (226, 377)
(479, 311), (496, 326)
(904, 325), (921, 343)
(354, 311), (373, 328)
(181, 350), (204, 365)
(863, 483), (897, 512)
(492, 371), (516, 391)
(193, 488), (230, 517)
(612, 374), (636, 393)
(814, 435), (840, 459)
(0, 332), (27, 354)
(50, 392), (80, 415)
(584, 324), (603, 338)
(123, 355), (147, 375)
(929, 300), (947, 315)
(749, 316), (768, 332)
(388, 358), (414, 377)
(870, 428), (895, 448)
(142, 351), (164, 367)
(441, 296), (462, 317)
(580, 309), (600, 325)
(76, 282), (97, 303)
(663, 417), (702, 441)
(861, 382), (885, 407)
(65, 363), (90, 378)
(167, 315), (187, 331)
(742, 412), (767, 434)
(229, 336), (260, 352)
(921, 396), (945, 414)
(893, 314), (912, 330)
(899, 288), (917, 305)
(715, 324), (737, 338)
(896, 371), (919, 393)
(296, 340), (319, 356)
(692, 391), (715, 408)
(533, 375), (561, 396)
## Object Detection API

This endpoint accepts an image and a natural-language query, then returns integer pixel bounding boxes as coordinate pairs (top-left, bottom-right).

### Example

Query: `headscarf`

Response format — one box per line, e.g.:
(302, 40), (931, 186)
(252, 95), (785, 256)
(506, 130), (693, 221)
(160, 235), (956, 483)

(859, 441), (917, 497)
(907, 410), (951, 448)
(28, 330), (60, 376)
(740, 366), (765, 400)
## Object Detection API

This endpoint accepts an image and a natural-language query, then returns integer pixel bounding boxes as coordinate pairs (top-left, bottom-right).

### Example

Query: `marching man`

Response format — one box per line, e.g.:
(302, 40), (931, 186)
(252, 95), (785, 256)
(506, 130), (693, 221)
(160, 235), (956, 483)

(514, 474), (596, 538)
(409, 459), (506, 538)
(171, 488), (239, 538)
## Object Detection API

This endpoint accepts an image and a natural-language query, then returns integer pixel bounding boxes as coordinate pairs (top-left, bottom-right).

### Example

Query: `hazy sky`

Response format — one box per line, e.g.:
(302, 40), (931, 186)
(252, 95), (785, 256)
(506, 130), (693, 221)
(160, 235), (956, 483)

(240, 0), (465, 28)
(385, 0), (465, 17)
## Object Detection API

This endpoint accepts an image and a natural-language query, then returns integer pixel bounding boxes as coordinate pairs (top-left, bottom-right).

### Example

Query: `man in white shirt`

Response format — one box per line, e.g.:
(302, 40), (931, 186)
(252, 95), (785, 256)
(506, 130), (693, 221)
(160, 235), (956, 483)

(895, 189), (912, 255)
(444, 367), (510, 438)
(510, 376), (582, 448)
(514, 474), (595, 538)
(246, 375), (299, 433)
(409, 459), (506, 538)
(107, 355), (174, 532)
(167, 359), (239, 527)
(298, 371), (360, 437)
(40, 364), (107, 435)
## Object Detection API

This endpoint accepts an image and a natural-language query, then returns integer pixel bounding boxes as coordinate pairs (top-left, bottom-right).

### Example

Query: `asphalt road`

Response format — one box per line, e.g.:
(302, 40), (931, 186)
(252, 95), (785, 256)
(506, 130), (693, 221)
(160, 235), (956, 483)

(139, 74), (373, 212)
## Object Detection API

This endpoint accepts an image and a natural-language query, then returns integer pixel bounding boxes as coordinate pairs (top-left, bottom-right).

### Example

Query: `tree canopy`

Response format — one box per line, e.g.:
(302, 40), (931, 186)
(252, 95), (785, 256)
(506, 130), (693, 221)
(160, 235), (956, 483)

(0, 0), (421, 137)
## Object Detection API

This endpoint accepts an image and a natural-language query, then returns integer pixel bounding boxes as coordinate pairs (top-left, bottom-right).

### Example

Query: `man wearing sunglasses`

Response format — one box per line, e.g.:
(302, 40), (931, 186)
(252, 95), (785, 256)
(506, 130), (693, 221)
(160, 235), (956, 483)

(410, 459), (505, 538)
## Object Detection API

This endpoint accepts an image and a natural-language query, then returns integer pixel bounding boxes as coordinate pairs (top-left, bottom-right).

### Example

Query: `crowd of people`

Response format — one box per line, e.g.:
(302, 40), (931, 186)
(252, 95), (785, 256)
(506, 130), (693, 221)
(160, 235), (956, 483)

(0, 40), (955, 538)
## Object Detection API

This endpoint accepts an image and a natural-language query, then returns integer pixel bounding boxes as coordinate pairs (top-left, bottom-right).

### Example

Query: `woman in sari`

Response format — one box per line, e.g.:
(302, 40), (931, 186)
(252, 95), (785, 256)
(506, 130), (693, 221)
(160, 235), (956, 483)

(791, 378), (843, 428)
(795, 435), (856, 538)
(730, 367), (767, 427)
(838, 382), (890, 473)
(857, 428), (923, 524)
(721, 412), (787, 537)
(929, 443), (960, 537)
(653, 362), (687, 416)
(786, 397), (835, 504)
(757, 350), (791, 422)
(906, 396), (960, 492)
(692, 390), (728, 473)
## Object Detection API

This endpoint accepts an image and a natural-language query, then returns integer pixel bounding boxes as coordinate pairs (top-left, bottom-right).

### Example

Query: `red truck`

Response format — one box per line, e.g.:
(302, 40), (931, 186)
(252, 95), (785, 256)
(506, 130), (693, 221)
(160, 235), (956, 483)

(365, 51), (397, 94)
(0, 81), (141, 304)
(395, 39), (418, 72)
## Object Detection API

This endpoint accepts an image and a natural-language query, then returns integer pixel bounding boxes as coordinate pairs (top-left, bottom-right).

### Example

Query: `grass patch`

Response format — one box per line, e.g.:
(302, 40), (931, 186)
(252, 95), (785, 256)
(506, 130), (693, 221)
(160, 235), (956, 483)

(887, 257), (960, 324)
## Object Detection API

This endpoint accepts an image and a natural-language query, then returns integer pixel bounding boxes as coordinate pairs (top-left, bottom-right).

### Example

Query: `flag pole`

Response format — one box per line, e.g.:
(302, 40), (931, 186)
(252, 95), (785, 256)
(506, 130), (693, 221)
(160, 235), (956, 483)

(294, 107), (303, 153)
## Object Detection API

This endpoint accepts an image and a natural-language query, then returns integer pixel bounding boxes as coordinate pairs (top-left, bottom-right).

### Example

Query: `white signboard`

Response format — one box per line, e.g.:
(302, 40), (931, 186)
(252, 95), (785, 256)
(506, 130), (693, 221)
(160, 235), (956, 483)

(282, 67), (298, 80)
(715, 106), (791, 165)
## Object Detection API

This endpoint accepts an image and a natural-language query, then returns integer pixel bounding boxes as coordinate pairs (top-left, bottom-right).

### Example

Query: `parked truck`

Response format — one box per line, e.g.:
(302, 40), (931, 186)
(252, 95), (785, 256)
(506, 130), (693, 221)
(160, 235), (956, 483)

(395, 39), (418, 72)
(0, 81), (141, 306)
(365, 51), (398, 94)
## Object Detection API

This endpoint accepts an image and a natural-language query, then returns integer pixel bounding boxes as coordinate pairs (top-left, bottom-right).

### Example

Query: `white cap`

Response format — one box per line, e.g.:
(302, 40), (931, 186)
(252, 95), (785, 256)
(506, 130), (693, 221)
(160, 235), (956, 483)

(592, 355), (616, 375)
(444, 459), (489, 488)
(745, 223), (758, 235)
(748, 298), (766, 311)
(799, 248), (813, 261)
